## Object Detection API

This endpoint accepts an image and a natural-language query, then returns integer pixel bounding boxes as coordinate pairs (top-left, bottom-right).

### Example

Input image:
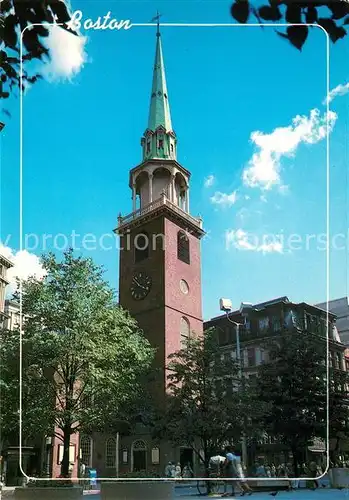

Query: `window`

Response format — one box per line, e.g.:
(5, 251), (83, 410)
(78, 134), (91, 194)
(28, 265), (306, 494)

(272, 316), (281, 332)
(180, 317), (190, 348)
(171, 144), (174, 152)
(135, 232), (149, 263)
(335, 353), (342, 369)
(57, 444), (76, 465)
(151, 447), (160, 464)
(158, 139), (163, 149)
(80, 435), (92, 467)
(223, 352), (230, 363)
(247, 347), (256, 367)
(177, 231), (190, 264)
(218, 326), (231, 346)
(146, 141), (151, 153)
(258, 317), (269, 332)
(105, 438), (116, 468)
(122, 449), (128, 463)
(305, 313), (312, 330)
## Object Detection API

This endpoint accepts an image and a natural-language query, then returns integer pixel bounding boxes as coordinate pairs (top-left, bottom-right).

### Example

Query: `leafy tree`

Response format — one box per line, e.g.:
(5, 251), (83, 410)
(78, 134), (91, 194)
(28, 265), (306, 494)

(230, 1), (349, 50)
(0, 327), (55, 448)
(3, 249), (154, 477)
(256, 329), (349, 475)
(154, 329), (268, 489)
(329, 367), (349, 463)
(0, 0), (76, 109)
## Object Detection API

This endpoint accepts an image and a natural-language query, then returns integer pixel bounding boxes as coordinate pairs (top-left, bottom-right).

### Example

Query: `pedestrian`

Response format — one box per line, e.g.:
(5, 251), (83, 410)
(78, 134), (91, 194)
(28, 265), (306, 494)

(175, 462), (182, 478)
(235, 456), (253, 496)
(164, 461), (172, 478)
(309, 461), (319, 489)
(310, 461), (319, 489)
(222, 447), (238, 498)
(182, 462), (193, 478)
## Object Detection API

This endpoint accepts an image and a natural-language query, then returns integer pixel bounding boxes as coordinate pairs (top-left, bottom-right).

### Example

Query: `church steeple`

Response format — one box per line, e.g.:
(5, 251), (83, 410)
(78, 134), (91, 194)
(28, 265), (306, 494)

(141, 17), (177, 161)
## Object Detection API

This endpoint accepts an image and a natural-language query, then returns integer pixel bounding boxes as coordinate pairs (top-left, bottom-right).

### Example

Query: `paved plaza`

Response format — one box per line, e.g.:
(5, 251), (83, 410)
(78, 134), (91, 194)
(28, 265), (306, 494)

(2, 486), (349, 500)
(81, 487), (349, 500)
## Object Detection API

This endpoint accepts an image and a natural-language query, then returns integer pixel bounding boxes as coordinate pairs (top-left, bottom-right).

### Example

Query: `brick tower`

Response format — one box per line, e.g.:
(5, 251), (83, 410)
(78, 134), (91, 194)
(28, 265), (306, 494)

(115, 22), (204, 472)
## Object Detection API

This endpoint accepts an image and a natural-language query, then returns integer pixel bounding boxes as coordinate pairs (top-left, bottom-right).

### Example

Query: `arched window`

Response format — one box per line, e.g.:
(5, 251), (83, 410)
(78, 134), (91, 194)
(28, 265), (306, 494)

(80, 435), (92, 467)
(135, 232), (149, 263)
(105, 438), (116, 468)
(131, 440), (147, 472)
(177, 231), (190, 264)
(180, 316), (190, 348)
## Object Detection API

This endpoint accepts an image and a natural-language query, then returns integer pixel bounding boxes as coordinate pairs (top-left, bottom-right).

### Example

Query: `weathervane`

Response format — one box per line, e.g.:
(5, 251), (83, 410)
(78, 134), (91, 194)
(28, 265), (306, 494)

(150, 10), (162, 37)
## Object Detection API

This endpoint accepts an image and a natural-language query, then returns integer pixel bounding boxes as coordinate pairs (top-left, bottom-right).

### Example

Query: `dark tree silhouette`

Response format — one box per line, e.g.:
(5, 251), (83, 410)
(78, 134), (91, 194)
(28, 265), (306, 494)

(0, 0), (76, 104)
(230, 1), (349, 50)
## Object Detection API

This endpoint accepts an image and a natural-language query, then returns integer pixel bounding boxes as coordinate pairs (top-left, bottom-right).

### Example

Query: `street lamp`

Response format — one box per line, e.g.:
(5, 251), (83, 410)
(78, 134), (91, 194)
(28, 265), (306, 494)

(219, 298), (251, 469)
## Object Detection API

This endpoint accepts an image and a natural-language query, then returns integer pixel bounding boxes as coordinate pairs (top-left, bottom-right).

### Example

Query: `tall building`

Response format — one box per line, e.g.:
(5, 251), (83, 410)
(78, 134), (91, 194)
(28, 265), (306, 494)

(114, 22), (204, 473)
(316, 297), (349, 345)
(116, 25), (205, 398)
(205, 296), (347, 464)
(79, 25), (205, 477)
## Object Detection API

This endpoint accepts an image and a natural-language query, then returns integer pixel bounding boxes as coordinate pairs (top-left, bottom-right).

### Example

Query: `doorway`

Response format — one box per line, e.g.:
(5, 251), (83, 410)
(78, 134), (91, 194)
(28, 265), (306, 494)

(180, 447), (194, 471)
(131, 440), (147, 472)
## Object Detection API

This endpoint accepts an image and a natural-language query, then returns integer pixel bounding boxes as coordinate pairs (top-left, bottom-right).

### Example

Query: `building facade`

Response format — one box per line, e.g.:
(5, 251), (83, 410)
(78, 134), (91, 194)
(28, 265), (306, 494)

(4, 299), (20, 331)
(0, 255), (13, 326)
(204, 296), (347, 465)
(316, 297), (349, 346)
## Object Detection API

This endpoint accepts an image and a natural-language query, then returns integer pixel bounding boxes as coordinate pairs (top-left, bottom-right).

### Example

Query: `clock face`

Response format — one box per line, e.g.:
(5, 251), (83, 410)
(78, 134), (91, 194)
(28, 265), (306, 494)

(130, 272), (152, 300)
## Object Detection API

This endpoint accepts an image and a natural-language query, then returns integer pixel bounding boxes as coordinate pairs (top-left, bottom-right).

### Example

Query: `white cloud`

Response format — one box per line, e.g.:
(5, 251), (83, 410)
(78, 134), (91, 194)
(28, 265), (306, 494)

(260, 195), (267, 203)
(242, 108), (337, 190)
(225, 229), (283, 254)
(0, 244), (46, 297)
(323, 82), (349, 105)
(210, 191), (238, 207)
(204, 175), (215, 188)
(42, 24), (88, 81)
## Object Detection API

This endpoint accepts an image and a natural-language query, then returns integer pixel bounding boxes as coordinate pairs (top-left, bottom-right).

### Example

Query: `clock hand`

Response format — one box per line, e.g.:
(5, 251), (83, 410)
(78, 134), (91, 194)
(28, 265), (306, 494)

(133, 277), (147, 290)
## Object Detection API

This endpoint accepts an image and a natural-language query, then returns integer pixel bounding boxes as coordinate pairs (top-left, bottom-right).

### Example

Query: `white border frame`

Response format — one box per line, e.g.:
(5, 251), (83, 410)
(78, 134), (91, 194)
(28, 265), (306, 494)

(18, 21), (330, 483)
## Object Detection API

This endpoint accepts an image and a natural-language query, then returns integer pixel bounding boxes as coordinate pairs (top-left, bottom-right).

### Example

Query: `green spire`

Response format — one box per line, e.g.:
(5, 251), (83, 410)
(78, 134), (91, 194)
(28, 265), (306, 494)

(147, 25), (173, 133)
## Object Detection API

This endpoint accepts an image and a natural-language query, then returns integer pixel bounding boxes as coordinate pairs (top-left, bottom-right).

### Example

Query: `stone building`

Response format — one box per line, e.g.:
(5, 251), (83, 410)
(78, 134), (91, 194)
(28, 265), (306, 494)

(316, 297), (349, 346)
(0, 254), (13, 326)
(4, 299), (20, 331)
(204, 295), (347, 465)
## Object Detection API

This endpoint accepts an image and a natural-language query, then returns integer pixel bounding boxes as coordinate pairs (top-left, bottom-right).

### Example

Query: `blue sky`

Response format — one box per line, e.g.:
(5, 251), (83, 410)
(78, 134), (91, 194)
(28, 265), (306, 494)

(1, 0), (348, 320)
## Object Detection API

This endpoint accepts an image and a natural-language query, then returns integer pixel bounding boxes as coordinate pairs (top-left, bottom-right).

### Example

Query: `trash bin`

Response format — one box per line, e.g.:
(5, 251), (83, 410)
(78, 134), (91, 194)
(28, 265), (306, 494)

(89, 469), (97, 490)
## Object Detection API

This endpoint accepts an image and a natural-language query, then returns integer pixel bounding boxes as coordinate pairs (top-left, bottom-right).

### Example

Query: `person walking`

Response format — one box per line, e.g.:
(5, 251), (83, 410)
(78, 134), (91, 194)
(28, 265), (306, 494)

(182, 462), (193, 478)
(175, 462), (182, 478)
(309, 461), (319, 489)
(223, 447), (238, 498)
(236, 456), (253, 496)
(164, 462), (172, 478)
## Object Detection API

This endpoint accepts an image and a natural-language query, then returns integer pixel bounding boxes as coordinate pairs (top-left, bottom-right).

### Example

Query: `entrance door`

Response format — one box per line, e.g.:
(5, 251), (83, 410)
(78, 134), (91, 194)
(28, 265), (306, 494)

(132, 440), (147, 472)
(180, 448), (194, 472)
